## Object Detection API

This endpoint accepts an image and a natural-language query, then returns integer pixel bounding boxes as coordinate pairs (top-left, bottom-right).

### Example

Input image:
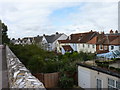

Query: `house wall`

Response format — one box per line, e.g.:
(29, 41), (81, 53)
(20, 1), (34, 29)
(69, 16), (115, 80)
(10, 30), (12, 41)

(96, 44), (109, 53)
(77, 43), (96, 53)
(57, 42), (69, 53)
(78, 66), (91, 88)
(41, 36), (48, 50)
(14, 41), (20, 45)
(52, 34), (68, 51)
(61, 46), (66, 54)
(70, 43), (77, 51)
(109, 45), (120, 52)
(78, 66), (119, 89)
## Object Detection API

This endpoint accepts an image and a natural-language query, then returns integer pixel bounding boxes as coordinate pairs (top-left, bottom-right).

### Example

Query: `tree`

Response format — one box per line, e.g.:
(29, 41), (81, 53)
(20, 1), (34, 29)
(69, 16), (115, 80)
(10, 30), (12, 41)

(2, 22), (10, 44)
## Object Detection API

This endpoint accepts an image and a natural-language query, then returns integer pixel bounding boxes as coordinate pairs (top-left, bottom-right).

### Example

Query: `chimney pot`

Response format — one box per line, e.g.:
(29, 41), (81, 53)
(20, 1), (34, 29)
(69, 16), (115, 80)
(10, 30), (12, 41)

(115, 30), (118, 33)
(56, 32), (59, 34)
(110, 29), (113, 34)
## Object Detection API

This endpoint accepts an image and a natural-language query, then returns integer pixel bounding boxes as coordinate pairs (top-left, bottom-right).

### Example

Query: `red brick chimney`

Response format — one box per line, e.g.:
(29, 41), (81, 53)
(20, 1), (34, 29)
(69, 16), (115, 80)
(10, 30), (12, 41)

(110, 29), (113, 34)
(101, 31), (104, 34)
(115, 30), (118, 33)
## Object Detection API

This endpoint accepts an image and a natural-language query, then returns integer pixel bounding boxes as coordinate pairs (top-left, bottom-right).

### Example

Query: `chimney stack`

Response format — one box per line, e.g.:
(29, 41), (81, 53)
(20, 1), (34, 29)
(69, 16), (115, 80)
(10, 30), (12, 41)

(115, 30), (118, 33)
(101, 31), (104, 34)
(110, 29), (114, 34)
(56, 32), (59, 34)
(90, 30), (93, 32)
(43, 34), (45, 36)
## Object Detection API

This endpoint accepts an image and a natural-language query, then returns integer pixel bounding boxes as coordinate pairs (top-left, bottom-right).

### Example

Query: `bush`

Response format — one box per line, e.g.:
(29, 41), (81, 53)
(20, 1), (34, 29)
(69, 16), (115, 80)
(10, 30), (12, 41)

(116, 68), (120, 72)
(109, 66), (115, 70)
(59, 74), (74, 88)
(97, 63), (109, 68)
(114, 58), (120, 61)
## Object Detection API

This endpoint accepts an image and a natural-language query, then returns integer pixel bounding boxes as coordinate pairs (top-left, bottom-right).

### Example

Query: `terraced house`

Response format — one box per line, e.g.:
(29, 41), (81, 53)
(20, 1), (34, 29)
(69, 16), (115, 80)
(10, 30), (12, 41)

(57, 30), (120, 55)
(57, 30), (99, 54)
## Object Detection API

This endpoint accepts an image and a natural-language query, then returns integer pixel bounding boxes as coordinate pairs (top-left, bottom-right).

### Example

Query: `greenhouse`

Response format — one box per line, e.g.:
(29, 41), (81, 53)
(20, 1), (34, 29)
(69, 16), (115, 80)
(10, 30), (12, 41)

(97, 50), (120, 59)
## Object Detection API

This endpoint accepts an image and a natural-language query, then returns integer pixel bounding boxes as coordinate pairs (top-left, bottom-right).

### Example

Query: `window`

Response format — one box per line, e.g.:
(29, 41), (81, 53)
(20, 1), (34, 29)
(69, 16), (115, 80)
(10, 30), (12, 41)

(119, 46), (120, 50)
(93, 45), (95, 48)
(73, 43), (75, 46)
(108, 78), (120, 90)
(111, 46), (114, 50)
(60, 48), (62, 51)
(97, 79), (102, 90)
(116, 81), (120, 89)
(104, 46), (108, 50)
(99, 45), (103, 50)
(83, 44), (84, 48)
(88, 44), (90, 48)
(108, 78), (115, 87)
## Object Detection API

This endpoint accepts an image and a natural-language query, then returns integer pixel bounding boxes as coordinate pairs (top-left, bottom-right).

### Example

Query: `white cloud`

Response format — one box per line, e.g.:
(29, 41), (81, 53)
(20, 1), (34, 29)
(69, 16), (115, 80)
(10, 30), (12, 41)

(62, 2), (118, 34)
(0, 1), (118, 38)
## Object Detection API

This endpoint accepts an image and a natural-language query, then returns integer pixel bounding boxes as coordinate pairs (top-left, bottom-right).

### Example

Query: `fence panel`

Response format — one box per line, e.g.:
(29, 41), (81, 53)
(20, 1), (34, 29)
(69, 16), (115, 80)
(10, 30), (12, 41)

(34, 72), (59, 88)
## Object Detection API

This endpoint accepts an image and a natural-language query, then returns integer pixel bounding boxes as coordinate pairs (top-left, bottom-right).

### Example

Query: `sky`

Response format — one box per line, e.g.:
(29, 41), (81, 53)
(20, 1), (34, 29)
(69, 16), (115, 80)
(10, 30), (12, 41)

(0, 0), (119, 39)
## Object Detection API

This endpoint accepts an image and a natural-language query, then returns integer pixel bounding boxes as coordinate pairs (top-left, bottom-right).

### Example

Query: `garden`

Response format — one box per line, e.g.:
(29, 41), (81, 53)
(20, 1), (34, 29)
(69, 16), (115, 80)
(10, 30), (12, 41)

(9, 44), (96, 88)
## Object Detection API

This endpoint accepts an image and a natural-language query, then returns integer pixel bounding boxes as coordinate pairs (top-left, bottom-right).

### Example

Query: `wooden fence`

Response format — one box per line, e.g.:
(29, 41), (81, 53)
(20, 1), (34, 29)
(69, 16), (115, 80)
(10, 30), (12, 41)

(33, 72), (59, 88)
(33, 72), (78, 88)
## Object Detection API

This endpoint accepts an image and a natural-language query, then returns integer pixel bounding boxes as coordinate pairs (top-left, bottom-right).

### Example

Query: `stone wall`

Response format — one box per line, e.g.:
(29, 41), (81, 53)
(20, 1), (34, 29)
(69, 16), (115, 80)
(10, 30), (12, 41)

(6, 45), (45, 89)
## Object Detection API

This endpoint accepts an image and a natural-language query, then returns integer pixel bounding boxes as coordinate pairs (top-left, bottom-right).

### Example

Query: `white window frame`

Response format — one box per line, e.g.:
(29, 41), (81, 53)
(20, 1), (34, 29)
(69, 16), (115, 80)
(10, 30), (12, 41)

(108, 78), (120, 90)
(111, 46), (114, 50)
(104, 45), (108, 50)
(83, 44), (84, 48)
(96, 78), (103, 89)
(92, 45), (95, 48)
(88, 44), (90, 48)
(99, 45), (103, 50)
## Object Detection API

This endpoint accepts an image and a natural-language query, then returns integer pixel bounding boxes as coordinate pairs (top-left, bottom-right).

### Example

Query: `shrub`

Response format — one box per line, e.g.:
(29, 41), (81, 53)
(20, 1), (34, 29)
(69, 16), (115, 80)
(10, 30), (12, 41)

(115, 68), (120, 72)
(59, 74), (74, 88)
(109, 66), (115, 70)
(97, 63), (109, 68)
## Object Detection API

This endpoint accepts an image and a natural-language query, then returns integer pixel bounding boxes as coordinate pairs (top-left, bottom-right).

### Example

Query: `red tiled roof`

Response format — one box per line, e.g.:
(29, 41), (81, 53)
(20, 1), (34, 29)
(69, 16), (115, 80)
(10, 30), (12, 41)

(58, 40), (70, 43)
(58, 31), (98, 44)
(62, 45), (73, 51)
(69, 31), (98, 43)
(96, 35), (120, 45)
(97, 50), (109, 54)
(87, 36), (97, 44)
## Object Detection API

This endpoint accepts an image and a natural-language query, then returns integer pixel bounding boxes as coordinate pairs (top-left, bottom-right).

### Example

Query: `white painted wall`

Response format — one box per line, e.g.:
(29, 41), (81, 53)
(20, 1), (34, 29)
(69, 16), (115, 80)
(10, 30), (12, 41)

(78, 65), (119, 89)
(61, 46), (66, 54)
(14, 40), (21, 45)
(41, 36), (49, 50)
(52, 34), (68, 51)
(57, 42), (70, 53)
(77, 43), (96, 53)
(78, 66), (91, 88)
(109, 45), (120, 52)
(57, 43), (96, 54)
(70, 43), (77, 51)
